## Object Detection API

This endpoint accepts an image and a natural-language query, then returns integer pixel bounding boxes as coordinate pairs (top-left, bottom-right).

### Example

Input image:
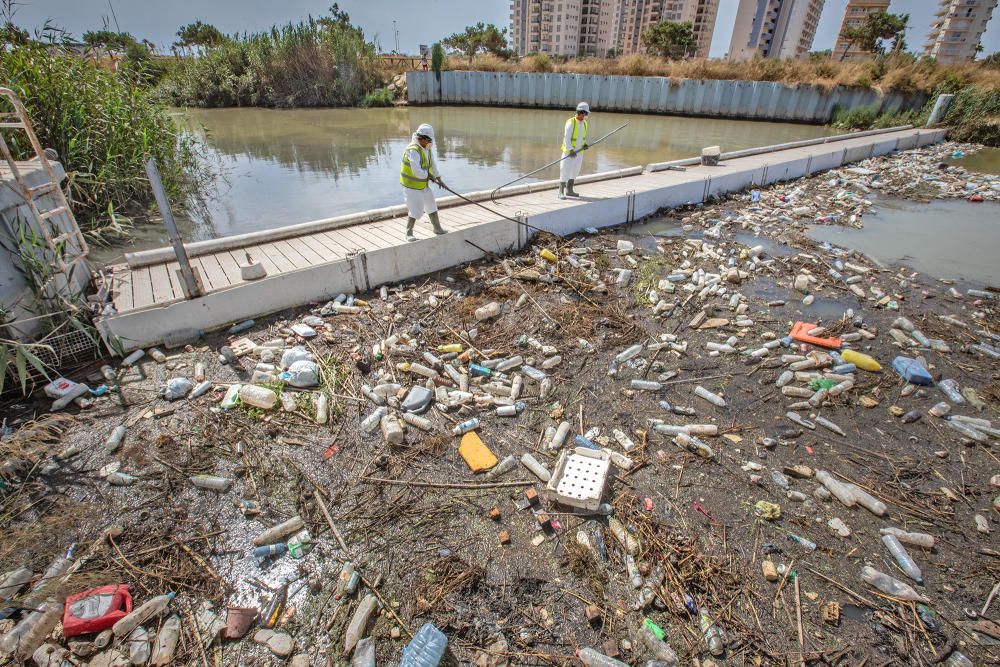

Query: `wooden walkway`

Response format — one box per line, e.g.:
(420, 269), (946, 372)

(104, 126), (939, 318)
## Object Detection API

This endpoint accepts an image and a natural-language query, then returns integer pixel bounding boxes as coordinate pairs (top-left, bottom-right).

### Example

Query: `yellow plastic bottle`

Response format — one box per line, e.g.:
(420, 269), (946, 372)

(437, 343), (463, 353)
(841, 349), (881, 372)
(539, 248), (558, 263)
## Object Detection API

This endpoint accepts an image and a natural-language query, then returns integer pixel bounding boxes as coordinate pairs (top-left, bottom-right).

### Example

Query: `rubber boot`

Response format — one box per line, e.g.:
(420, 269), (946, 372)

(405, 217), (416, 242)
(429, 212), (446, 235)
(566, 179), (579, 197)
(558, 182), (566, 200)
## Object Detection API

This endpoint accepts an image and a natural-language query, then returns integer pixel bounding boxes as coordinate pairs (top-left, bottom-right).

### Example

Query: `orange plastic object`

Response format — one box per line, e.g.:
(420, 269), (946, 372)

(790, 321), (841, 349)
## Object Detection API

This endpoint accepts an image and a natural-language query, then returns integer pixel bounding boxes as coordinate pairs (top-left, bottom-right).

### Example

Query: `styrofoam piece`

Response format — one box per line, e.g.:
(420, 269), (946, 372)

(546, 447), (611, 511)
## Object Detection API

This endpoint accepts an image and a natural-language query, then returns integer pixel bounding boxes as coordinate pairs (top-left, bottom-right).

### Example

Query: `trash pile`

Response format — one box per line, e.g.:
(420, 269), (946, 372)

(1, 141), (999, 666)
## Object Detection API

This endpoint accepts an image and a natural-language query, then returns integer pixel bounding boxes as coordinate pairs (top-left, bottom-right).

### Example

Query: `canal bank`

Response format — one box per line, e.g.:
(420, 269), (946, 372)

(406, 71), (928, 123)
(95, 125), (944, 351)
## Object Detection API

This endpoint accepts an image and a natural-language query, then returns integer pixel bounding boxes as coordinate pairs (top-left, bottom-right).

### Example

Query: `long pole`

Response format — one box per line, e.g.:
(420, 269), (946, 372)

(489, 122), (628, 204)
(435, 181), (551, 235)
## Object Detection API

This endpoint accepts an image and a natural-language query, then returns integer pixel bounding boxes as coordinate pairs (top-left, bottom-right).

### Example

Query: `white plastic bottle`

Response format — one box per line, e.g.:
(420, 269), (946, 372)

(105, 425), (126, 453)
(693, 385), (726, 407)
(881, 534), (923, 583)
(189, 475), (233, 492)
(577, 647), (629, 667)
(344, 594), (378, 654)
(113, 593), (174, 637)
(150, 615), (181, 666)
(238, 385), (277, 409)
(860, 566), (927, 602)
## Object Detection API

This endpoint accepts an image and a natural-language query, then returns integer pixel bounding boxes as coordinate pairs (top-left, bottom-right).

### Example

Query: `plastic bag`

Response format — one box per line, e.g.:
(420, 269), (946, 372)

(283, 360), (319, 388)
(164, 378), (194, 401)
(280, 346), (313, 370)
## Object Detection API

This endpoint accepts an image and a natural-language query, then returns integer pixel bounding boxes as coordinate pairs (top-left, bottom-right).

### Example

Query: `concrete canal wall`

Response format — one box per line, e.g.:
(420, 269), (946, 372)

(406, 71), (927, 123)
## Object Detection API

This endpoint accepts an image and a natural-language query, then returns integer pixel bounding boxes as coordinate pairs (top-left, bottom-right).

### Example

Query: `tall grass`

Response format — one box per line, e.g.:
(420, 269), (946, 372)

(943, 86), (1000, 146)
(0, 43), (199, 236)
(447, 53), (1000, 95)
(158, 18), (381, 108)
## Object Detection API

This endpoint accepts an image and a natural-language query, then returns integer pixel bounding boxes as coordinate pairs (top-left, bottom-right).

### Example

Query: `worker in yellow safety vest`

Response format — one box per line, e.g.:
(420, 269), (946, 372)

(400, 123), (447, 242)
(559, 102), (590, 199)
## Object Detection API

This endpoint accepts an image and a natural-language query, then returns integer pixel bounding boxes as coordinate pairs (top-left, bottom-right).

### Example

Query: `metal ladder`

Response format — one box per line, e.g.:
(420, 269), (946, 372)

(0, 87), (89, 273)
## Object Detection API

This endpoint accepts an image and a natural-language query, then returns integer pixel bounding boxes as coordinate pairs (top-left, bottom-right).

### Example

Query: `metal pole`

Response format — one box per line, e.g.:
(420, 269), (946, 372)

(144, 158), (203, 299)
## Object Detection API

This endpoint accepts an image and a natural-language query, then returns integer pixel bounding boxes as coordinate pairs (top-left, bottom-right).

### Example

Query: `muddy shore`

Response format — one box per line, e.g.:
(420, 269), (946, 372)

(2, 141), (999, 667)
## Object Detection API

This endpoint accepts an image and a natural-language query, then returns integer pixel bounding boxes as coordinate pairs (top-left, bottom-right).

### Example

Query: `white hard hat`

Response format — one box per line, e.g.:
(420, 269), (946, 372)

(576, 102), (590, 114)
(415, 123), (435, 141)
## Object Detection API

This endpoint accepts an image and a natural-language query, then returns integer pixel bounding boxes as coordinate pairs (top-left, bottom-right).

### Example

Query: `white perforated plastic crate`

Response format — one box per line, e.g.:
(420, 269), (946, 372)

(546, 447), (611, 511)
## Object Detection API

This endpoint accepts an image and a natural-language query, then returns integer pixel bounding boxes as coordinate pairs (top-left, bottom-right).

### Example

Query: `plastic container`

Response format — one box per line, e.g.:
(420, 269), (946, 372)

(879, 527), (935, 549)
(881, 534), (923, 583)
(400, 623), (448, 667)
(452, 418), (480, 435)
(861, 566), (927, 602)
(698, 609), (725, 656)
(891, 356), (933, 385)
(816, 470), (857, 508)
(616, 345), (643, 363)
(520, 453), (551, 482)
(238, 385), (277, 410)
(352, 637), (375, 667)
(638, 619), (678, 665)
(128, 626), (151, 664)
(150, 614), (181, 666)
(361, 407), (388, 433)
(938, 379), (966, 405)
(112, 593), (174, 637)
(63, 585), (133, 638)
(381, 414), (404, 445)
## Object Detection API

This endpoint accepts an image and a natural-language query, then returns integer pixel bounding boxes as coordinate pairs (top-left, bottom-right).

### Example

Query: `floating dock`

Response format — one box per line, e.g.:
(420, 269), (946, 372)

(96, 126), (947, 351)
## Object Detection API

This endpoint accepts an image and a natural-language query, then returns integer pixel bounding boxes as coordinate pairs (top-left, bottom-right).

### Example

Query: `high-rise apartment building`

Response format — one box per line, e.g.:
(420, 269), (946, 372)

(509, 0), (719, 58)
(924, 0), (997, 64)
(728, 0), (826, 60)
(833, 0), (891, 61)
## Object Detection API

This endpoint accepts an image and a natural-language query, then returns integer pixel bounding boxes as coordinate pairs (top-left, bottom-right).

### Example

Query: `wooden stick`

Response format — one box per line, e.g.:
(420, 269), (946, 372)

(794, 575), (804, 648)
(185, 605), (211, 667)
(359, 573), (413, 639)
(314, 490), (351, 554)
(359, 476), (533, 489)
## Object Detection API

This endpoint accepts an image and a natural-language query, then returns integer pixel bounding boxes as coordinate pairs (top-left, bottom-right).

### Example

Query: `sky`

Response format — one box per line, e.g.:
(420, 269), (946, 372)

(11, 0), (1000, 59)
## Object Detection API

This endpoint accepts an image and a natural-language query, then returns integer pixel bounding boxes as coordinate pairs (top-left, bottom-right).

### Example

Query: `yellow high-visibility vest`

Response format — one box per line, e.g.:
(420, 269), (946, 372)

(562, 116), (588, 153)
(400, 142), (430, 189)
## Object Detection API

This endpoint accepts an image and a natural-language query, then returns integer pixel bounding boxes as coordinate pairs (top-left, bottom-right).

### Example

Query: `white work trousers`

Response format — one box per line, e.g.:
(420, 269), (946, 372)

(559, 152), (583, 182)
(403, 186), (438, 219)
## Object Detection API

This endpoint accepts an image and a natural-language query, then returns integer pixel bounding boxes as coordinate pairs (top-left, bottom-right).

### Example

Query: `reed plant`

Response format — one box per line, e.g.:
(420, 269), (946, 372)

(159, 17), (381, 108)
(0, 43), (199, 236)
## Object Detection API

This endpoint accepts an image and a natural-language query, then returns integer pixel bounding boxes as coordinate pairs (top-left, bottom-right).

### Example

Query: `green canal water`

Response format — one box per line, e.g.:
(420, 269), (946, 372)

(95, 106), (837, 262)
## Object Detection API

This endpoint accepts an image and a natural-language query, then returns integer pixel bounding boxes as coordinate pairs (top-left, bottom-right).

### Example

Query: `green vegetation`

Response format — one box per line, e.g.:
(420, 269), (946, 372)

(158, 7), (381, 108)
(431, 42), (444, 78)
(832, 104), (924, 131)
(0, 42), (199, 236)
(441, 23), (510, 64)
(641, 21), (696, 59)
(360, 87), (393, 108)
(173, 20), (227, 52)
(837, 11), (909, 62)
(943, 86), (1000, 146)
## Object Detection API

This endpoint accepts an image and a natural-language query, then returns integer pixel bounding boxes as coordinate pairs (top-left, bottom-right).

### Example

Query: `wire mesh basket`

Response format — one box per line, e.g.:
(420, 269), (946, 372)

(2, 326), (103, 397)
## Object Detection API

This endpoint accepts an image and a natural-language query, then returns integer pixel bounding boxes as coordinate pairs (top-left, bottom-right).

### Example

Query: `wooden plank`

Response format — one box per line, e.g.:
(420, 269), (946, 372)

(258, 242), (302, 272)
(364, 224), (401, 248)
(148, 263), (175, 305)
(285, 236), (326, 265)
(163, 261), (184, 300)
(130, 267), (155, 309)
(338, 226), (389, 251)
(316, 232), (354, 255)
(195, 255), (230, 292)
(111, 267), (134, 312)
(307, 233), (347, 259)
(215, 251), (246, 287)
(272, 239), (312, 269)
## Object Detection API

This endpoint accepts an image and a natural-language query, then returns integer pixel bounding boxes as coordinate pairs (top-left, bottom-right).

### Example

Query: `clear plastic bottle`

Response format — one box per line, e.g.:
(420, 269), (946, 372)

(938, 379), (966, 405)
(344, 594), (378, 655)
(616, 345), (643, 363)
(128, 626), (151, 664)
(693, 385), (726, 407)
(520, 454), (551, 482)
(637, 619), (678, 665)
(880, 527), (935, 549)
(861, 566), (927, 602)
(150, 615), (180, 666)
(113, 593), (174, 637)
(361, 407), (388, 433)
(351, 636), (375, 667)
(942, 651), (974, 667)
(881, 534), (923, 583)
(401, 623), (448, 667)
(238, 385), (277, 409)
(630, 379), (662, 391)
(815, 470), (857, 508)
(105, 425), (126, 453)
(0, 599), (63, 659)
(577, 648), (629, 667)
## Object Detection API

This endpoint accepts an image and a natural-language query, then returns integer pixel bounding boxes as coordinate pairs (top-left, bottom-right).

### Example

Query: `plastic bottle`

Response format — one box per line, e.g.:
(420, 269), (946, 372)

(121, 349), (145, 367)
(675, 433), (713, 459)
(881, 534), (923, 583)
(495, 356), (523, 372)
(616, 345), (643, 363)
(228, 319), (254, 334)
(698, 609), (725, 656)
(879, 527), (935, 549)
(334, 562), (356, 600)
(452, 418), (479, 435)
(496, 402), (526, 417)
(613, 428), (636, 452)
(150, 615), (180, 666)
(344, 594), (378, 654)
(361, 407), (388, 433)
(190, 381), (213, 399)
(352, 636), (376, 667)
(253, 516), (304, 546)
(106, 472), (138, 486)
(841, 349), (880, 372)
(253, 544), (287, 560)
(815, 470), (857, 508)
(402, 412), (433, 431)
(938, 379), (966, 405)
(842, 482), (887, 516)
(693, 385), (726, 407)
(189, 475), (232, 492)
(314, 393), (329, 424)
(238, 385), (277, 409)
(400, 623), (448, 667)
(577, 647), (629, 667)
(128, 626), (151, 664)
(860, 566), (927, 602)
(637, 619), (678, 665)
(520, 453), (551, 482)
(0, 599), (63, 660)
(0, 567), (33, 604)
(942, 652), (974, 667)
(105, 425), (126, 453)
(113, 593), (174, 637)
(381, 414), (404, 445)
(630, 379), (662, 391)
(484, 455), (516, 480)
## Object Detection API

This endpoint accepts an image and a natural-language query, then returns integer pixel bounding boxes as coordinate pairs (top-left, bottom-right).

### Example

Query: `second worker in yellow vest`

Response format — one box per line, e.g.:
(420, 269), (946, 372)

(559, 101), (590, 199)
(400, 123), (447, 241)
